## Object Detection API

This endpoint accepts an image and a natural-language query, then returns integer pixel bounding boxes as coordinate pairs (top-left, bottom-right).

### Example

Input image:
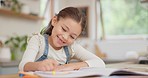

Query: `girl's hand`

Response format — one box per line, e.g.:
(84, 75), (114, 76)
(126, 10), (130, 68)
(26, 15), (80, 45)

(54, 63), (75, 71)
(36, 59), (59, 71)
(54, 62), (88, 71)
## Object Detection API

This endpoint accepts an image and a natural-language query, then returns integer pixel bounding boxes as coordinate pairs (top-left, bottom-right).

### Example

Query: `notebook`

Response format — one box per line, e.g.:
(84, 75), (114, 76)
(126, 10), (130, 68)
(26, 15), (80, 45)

(34, 67), (148, 77)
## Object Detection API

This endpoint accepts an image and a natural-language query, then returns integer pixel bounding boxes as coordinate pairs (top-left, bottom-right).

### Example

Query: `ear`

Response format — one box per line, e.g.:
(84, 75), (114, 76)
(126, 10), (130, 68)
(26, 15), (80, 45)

(51, 16), (57, 26)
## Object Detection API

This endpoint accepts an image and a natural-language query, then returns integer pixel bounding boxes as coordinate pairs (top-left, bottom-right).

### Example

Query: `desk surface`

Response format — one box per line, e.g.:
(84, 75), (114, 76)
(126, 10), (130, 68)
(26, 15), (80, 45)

(0, 74), (19, 78)
(106, 62), (148, 72)
(0, 74), (148, 78)
(1, 62), (148, 78)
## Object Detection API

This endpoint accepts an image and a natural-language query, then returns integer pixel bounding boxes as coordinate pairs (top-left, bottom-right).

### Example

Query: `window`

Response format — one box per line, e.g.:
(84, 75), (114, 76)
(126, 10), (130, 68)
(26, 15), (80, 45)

(40, 0), (51, 29)
(97, 0), (148, 40)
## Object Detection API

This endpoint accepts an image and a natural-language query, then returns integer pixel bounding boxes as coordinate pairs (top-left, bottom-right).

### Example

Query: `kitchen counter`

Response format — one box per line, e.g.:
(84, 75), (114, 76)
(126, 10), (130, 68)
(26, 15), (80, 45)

(0, 61), (19, 67)
(0, 61), (19, 74)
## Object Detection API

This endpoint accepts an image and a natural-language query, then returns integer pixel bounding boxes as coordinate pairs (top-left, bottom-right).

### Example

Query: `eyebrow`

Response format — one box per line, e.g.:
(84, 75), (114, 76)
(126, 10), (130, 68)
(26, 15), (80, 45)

(63, 24), (78, 37)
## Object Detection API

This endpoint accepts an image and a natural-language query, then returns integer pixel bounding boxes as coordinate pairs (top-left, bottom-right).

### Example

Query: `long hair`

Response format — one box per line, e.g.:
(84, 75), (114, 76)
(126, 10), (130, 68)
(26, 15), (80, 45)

(44, 7), (86, 36)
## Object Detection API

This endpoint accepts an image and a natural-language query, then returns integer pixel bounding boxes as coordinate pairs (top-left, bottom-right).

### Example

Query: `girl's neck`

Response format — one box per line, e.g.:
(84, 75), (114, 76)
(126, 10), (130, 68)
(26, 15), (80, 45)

(48, 36), (62, 50)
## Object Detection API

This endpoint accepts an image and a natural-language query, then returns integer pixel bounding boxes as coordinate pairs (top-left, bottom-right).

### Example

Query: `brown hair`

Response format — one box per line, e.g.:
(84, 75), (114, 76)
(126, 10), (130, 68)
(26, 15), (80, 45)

(44, 7), (86, 36)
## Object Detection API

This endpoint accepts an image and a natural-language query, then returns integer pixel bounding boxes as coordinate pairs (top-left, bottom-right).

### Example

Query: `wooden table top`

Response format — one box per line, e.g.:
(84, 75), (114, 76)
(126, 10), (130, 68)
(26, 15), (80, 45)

(0, 74), (19, 78)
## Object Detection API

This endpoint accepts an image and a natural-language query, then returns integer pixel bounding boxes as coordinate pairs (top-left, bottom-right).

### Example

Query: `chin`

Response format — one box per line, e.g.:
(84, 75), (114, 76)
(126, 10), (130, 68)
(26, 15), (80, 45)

(53, 42), (63, 48)
(56, 45), (62, 48)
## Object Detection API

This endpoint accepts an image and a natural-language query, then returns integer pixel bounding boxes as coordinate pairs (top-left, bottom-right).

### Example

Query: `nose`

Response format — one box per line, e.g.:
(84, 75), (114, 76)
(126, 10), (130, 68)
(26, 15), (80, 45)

(62, 34), (69, 41)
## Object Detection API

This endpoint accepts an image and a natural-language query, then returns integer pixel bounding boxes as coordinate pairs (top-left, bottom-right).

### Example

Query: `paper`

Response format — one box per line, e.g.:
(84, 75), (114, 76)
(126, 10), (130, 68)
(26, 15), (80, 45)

(34, 69), (103, 78)
(34, 67), (148, 77)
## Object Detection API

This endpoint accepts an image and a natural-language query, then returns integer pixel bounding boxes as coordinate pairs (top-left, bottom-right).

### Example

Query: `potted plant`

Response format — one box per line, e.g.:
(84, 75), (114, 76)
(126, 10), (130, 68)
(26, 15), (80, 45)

(11, 0), (22, 13)
(4, 35), (28, 61)
(0, 40), (11, 62)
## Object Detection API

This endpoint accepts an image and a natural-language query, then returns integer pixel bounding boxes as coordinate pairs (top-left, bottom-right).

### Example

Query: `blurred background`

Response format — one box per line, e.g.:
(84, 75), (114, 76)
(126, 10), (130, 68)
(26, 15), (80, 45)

(0, 0), (148, 74)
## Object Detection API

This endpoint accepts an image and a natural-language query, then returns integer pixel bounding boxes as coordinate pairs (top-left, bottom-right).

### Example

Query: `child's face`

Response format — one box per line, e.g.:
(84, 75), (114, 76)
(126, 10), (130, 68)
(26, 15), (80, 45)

(51, 17), (82, 48)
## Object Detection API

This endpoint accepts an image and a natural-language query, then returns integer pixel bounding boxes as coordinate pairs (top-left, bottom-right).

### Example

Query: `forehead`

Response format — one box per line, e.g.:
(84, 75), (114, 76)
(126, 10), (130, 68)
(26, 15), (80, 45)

(59, 18), (82, 35)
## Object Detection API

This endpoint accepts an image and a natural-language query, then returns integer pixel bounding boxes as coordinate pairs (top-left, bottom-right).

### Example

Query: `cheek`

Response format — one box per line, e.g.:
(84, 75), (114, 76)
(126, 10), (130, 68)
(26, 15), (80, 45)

(52, 27), (62, 35)
(67, 40), (75, 45)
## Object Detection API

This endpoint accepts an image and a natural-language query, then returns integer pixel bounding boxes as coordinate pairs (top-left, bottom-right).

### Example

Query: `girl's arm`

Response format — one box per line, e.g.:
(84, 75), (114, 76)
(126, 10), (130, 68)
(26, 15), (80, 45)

(19, 35), (40, 71)
(19, 34), (46, 71)
(55, 43), (105, 71)
(24, 59), (59, 72)
(71, 43), (105, 68)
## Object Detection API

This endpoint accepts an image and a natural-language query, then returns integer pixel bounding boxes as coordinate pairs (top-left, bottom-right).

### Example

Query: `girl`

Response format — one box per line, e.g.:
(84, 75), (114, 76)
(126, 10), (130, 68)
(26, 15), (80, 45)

(19, 7), (105, 72)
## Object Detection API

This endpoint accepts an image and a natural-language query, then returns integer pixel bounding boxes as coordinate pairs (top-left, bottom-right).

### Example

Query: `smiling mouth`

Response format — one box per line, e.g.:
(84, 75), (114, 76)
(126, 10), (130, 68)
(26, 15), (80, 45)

(57, 36), (65, 44)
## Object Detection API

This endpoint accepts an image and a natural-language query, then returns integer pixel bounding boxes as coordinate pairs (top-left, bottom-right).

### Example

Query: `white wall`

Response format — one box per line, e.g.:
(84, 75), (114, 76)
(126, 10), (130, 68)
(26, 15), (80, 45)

(0, 15), (42, 36)
(77, 38), (148, 60)
(98, 40), (148, 60)
(0, 0), (42, 37)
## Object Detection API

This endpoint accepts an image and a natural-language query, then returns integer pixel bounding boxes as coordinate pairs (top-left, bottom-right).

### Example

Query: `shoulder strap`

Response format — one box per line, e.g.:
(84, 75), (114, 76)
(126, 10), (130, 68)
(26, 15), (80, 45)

(43, 34), (49, 55)
(64, 46), (70, 64)
(36, 34), (49, 61)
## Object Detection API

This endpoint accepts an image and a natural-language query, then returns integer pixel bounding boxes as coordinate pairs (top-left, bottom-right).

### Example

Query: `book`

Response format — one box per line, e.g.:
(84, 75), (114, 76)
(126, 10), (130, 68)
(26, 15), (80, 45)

(34, 67), (148, 77)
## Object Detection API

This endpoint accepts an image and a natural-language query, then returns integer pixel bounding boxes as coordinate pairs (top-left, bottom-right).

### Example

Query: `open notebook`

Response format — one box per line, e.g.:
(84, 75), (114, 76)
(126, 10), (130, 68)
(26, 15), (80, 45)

(33, 67), (148, 77)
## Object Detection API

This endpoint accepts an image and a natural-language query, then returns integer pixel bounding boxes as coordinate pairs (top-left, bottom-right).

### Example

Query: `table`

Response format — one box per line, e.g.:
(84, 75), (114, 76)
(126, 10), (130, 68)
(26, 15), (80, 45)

(106, 62), (148, 72)
(1, 62), (148, 78)
(0, 74), (19, 78)
(0, 74), (148, 78)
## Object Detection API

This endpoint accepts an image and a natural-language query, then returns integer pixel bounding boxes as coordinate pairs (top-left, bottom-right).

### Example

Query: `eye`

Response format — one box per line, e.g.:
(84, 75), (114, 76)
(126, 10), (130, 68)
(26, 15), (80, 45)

(70, 35), (75, 39)
(62, 27), (66, 32)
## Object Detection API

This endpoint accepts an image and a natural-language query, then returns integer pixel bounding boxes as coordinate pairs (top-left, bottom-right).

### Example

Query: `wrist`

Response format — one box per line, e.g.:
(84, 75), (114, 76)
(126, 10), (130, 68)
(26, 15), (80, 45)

(71, 62), (88, 70)
(24, 62), (39, 72)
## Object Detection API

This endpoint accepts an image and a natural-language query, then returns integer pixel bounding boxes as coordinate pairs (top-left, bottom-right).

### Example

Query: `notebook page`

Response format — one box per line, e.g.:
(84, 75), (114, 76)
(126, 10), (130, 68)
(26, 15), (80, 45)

(34, 67), (118, 77)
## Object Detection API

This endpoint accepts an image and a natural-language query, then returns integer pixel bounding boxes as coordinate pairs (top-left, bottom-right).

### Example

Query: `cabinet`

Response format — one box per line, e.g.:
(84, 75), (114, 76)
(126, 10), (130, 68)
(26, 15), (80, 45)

(0, 9), (43, 21)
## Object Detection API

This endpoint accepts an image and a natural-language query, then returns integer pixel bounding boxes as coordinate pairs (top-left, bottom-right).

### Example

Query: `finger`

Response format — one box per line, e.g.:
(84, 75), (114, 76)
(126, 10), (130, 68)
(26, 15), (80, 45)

(46, 59), (59, 70)
(50, 60), (59, 67)
(39, 66), (46, 71)
(44, 64), (51, 71)
(53, 60), (59, 66)
(53, 65), (61, 71)
(48, 62), (54, 71)
(40, 60), (51, 71)
(54, 65), (65, 71)
(56, 65), (73, 71)
(37, 62), (46, 71)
